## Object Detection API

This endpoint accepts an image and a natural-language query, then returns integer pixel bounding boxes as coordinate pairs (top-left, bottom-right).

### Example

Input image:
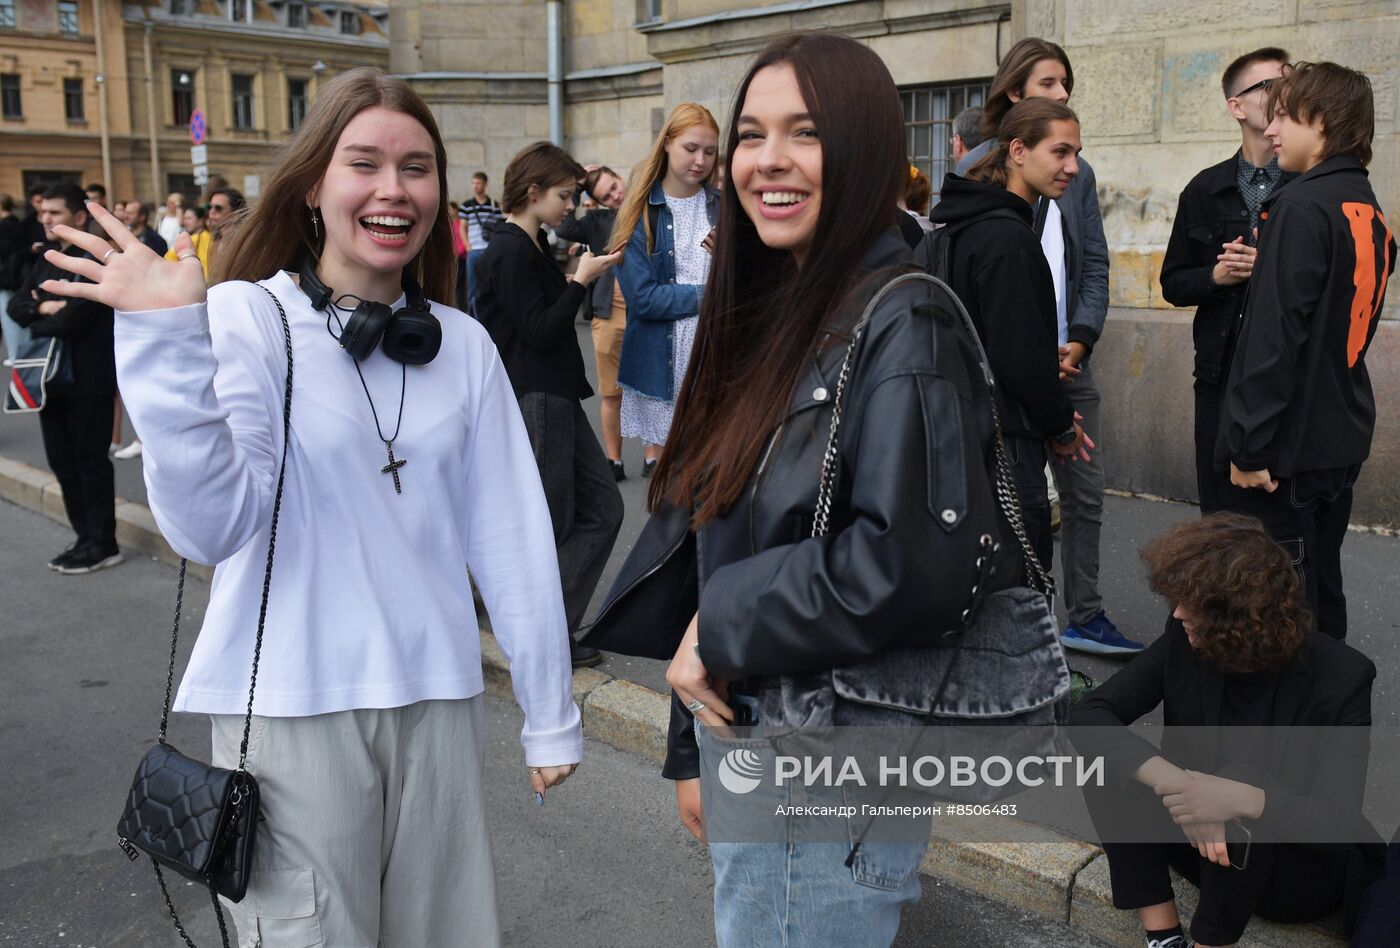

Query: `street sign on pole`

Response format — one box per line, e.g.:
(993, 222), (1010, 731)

(193, 165), (210, 186)
(190, 144), (207, 166)
(189, 108), (206, 145)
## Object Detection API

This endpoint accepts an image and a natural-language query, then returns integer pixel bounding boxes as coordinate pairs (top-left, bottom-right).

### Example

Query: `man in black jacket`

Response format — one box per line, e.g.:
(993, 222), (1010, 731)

(1160, 48), (1293, 513)
(1220, 62), (1396, 641)
(6, 184), (122, 574)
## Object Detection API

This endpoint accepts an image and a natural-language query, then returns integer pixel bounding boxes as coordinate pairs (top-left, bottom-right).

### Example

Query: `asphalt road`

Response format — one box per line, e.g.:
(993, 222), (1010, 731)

(0, 497), (1118, 947)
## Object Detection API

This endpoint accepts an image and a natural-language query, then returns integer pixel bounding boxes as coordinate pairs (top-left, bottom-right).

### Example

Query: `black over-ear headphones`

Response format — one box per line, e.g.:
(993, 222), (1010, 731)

(298, 257), (442, 365)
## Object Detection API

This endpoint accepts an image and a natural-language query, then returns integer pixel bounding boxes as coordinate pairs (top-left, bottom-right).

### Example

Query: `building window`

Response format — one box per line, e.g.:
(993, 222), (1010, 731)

(0, 0), (15, 29)
(339, 10), (359, 34)
(287, 77), (307, 130)
(63, 77), (84, 121)
(171, 69), (195, 125)
(231, 73), (254, 130)
(287, 2), (304, 28)
(1, 73), (20, 119)
(230, 0), (246, 20)
(57, 0), (79, 34)
(169, 0), (187, 14)
(901, 81), (989, 206)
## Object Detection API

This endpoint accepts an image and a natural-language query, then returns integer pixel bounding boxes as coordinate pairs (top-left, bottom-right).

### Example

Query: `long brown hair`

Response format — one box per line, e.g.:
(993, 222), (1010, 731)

(968, 98), (1079, 188)
(650, 33), (906, 524)
(211, 68), (455, 303)
(607, 103), (719, 254)
(1142, 513), (1311, 674)
(981, 38), (1074, 139)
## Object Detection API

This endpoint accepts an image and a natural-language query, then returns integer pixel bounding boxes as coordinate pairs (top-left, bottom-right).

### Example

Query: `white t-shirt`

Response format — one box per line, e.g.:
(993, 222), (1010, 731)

(157, 212), (183, 248)
(1039, 198), (1069, 347)
(113, 270), (582, 766)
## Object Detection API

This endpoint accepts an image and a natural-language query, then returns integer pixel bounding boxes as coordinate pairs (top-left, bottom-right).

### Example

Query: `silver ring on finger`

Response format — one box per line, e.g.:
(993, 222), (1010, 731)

(529, 768), (542, 774)
(178, 252), (199, 262)
(103, 249), (118, 263)
(685, 698), (706, 714)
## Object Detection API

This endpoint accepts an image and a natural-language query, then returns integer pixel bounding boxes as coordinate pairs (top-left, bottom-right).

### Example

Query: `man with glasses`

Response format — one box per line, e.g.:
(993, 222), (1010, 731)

(1160, 47), (1293, 513)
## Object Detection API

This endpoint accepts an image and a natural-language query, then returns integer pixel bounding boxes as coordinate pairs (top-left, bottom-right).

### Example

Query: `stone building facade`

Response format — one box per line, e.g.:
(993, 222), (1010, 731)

(1, 0), (390, 205)
(396, 0), (1400, 521)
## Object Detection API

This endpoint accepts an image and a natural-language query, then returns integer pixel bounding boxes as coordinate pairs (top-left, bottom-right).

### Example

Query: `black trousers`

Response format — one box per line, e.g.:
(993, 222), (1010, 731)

(1085, 781), (1348, 945)
(1218, 466), (1359, 641)
(1005, 433), (1052, 573)
(1194, 379), (1230, 514)
(39, 393), (116, 549)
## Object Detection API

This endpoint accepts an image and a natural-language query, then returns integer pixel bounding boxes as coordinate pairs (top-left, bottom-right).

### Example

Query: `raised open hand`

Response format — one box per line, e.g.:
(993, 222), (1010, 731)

(39, 201), (208, 313)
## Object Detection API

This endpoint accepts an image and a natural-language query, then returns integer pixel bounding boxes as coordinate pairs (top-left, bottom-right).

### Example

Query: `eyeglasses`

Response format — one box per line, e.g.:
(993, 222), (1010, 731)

(1231, 78), (1273, 99)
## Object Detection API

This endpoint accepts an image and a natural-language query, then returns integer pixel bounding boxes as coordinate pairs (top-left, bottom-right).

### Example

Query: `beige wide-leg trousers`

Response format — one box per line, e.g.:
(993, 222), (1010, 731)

(211, 696), (499, 947)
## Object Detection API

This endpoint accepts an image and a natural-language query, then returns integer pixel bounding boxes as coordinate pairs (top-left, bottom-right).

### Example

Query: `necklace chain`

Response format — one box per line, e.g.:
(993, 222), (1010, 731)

(325, 301), (407, 447)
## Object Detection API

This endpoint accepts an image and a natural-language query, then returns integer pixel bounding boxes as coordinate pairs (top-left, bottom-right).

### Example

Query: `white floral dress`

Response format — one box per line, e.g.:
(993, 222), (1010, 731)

(621, 190), (710, 447)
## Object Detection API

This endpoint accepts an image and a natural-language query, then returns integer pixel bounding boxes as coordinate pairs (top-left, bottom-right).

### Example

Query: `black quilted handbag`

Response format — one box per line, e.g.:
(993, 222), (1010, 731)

(116, 285), (293, 948)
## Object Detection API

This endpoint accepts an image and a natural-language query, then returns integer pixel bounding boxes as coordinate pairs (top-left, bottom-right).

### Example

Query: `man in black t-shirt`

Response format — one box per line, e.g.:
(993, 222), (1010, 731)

(457, 171), (503, 312)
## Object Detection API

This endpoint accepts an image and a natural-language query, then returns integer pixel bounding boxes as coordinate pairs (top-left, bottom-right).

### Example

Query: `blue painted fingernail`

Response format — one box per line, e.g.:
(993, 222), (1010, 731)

(534, 792), (544, 806)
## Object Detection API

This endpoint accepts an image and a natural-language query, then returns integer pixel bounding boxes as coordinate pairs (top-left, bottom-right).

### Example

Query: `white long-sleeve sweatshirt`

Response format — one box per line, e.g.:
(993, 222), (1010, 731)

(114, 270), (582, 767)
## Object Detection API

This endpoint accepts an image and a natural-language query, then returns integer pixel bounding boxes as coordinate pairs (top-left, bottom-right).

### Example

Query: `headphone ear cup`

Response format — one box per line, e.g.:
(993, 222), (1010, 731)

(340, 300), (394, 361)
(382, 305), (442, 366)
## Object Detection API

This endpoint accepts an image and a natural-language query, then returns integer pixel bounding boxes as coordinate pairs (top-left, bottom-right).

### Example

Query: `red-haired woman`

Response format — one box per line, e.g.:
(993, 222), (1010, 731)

(1072, 513), (1381, 948)
(610, 102), (721, 471)
(40, 68), (581, 946)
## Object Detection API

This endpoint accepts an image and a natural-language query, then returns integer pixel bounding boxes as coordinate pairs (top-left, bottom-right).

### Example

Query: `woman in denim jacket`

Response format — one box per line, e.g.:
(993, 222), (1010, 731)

(610, 103), (720, 475)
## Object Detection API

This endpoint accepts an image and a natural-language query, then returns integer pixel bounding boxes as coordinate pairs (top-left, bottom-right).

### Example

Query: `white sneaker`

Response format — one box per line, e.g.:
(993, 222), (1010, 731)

(113, 440), (143, 459)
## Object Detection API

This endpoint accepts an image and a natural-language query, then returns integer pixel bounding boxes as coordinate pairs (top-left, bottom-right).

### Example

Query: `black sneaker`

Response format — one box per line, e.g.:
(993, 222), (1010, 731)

(57, 543), (124, 575)
(571, 642), (604, 668)
(642, 458), (658, 478)
(47, 542), (83, 571)
(610, 460), (626, 482)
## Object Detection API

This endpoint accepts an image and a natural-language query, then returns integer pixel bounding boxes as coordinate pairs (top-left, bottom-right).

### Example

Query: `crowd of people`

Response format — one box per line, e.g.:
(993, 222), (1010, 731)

(3, 26), (1397, 948)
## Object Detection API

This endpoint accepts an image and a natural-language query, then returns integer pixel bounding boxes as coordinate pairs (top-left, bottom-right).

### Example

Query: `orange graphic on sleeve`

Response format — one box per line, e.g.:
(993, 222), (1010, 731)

(1342, 202), (1392, 367)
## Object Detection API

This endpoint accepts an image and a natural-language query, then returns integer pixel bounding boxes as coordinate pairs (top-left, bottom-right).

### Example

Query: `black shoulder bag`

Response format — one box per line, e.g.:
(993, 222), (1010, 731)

(116, 285), (294, 948)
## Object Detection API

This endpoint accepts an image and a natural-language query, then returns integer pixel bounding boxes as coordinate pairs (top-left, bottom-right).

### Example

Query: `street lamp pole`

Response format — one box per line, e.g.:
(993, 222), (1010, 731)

(92, 0), (114, 194)
(143, 19), (162, 203)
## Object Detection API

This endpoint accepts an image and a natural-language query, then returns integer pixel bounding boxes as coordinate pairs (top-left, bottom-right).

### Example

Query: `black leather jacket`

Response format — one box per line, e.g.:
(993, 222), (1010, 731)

(583, 230), (1018, 779)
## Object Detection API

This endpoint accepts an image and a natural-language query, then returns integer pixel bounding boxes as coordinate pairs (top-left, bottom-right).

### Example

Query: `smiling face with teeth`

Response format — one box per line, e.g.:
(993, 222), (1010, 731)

(309, 105), (440, 302)
(732, 63), (823, 266)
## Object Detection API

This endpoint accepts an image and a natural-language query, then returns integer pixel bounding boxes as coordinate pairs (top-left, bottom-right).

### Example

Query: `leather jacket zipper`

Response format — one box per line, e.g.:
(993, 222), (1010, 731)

(587, 526), (691, 629)
(749, 423), (783, 552)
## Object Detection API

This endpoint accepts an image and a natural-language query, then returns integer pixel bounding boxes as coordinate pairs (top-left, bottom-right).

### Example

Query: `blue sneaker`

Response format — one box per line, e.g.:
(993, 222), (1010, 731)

(1060, 611), (1145, 656)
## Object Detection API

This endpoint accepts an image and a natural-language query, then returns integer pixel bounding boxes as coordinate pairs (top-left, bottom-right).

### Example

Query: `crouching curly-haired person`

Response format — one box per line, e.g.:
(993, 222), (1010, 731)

(1071, 514), (1384, 948)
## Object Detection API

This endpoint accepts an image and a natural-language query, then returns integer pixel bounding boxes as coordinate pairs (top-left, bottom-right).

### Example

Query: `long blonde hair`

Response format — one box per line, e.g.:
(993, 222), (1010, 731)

(607, 102), (719, 254)
(211, 68), (455, 303)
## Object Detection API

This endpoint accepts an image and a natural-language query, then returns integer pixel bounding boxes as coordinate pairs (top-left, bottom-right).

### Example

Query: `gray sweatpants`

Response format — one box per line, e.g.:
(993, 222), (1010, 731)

(211, 696), (500, 947)
(1051, 359), (1107, 625)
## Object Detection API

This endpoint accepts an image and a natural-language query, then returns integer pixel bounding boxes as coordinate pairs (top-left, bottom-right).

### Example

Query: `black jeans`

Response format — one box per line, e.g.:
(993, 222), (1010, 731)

(1085, 781), (1348, 945)
(1194, 379), (1230, 514)
(1005, 433), (1052, 573)
(518, 393), (624, 634)
(1219, 465), (1359, 640)
(39, 393), (116, 550)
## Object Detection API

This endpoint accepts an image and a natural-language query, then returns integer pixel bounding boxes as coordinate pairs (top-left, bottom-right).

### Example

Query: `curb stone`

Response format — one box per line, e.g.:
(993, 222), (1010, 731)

(0, 454), (1349, 945)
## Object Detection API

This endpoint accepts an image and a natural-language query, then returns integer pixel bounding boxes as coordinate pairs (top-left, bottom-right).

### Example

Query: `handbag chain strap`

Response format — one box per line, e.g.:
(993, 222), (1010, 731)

(156, 284), (294, 779)
(812, 270), (1053, 600)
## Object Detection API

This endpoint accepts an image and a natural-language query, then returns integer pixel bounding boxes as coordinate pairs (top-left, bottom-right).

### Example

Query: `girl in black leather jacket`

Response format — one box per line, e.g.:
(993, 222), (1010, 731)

(584, 32), (1066, 948)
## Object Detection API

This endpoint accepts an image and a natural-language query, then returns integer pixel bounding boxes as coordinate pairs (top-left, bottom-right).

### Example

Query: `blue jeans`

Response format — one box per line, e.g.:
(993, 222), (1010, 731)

(466, 249), (486, 313)
(696, 724), (929, 948)
(0, 288), (31, 364)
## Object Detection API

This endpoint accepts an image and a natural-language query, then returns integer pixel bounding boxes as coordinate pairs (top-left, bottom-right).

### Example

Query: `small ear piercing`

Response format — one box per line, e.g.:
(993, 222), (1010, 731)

(310, 207), (319, 239)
